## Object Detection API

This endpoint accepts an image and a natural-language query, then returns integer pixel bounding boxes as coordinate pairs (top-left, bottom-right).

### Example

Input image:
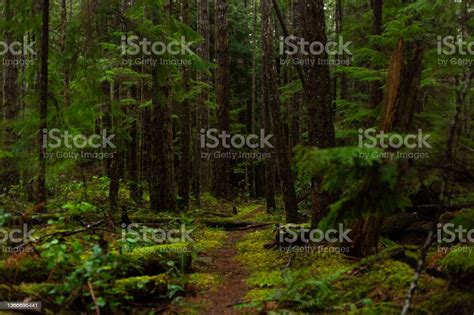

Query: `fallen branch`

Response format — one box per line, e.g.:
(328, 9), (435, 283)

(199, 211), (233, 218)
(14, 220), (104, 249)
(226, 222), (275, 230)
(401, 229), (436, 315)
(87, 280), (101, 315)
(415, 203), (474, 211)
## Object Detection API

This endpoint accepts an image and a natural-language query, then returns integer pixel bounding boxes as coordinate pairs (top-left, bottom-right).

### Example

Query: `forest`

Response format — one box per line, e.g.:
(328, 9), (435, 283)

(0, 0), (473, 313)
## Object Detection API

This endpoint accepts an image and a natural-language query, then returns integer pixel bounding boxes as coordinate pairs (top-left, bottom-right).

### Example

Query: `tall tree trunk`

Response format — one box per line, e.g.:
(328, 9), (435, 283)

(108, 81), (121, 227)
(194, 0), (211, 205)
(289, 0), (302, 149)
(301, 0), (336, 228)
(334, 0), (348, 101)
(262, 0), (299, 222)
(262, 59), (276, 211)
(1, 0), (19, 194)
(350, 38), (424, 257)
(369, 0), (383, 108)
(247, 0), (258, 198)
(128, 82), (141, 203)
(178, 0), (191, 210)
(60, 0), (70, 107)
(37, 0), (49, 204)
(150, 63), (176, 212)
(212, 0), (231, 198)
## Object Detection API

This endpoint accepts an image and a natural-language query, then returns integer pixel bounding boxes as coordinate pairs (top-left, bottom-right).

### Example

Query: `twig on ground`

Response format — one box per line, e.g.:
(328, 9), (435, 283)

(87, 280), (100, 315)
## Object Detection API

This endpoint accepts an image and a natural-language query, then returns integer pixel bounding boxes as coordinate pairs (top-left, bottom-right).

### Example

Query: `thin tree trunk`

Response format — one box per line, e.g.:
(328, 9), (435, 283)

(262, 59), (276, 211)
(178, 0), (191, 210)
(213, 0), (231, 198)
(60, 0), (70, 107)
(194, 0), (211, 205)
(247, 0), (258, 198)
(37, 0), (49, 204)
(369, 0), (383, 108)
(1, 0), (19, 194)
(262, 0), (299, 222)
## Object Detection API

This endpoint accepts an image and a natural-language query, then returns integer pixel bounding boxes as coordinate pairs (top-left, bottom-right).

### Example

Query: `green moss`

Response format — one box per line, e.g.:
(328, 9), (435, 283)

(233, 204), (259, 219)
(237, 229), (284, 272)
(0, 285), (11, 300)
(247, 271), (284, 288)
(337, 260), (413, 303)
(0, 258), (49, 284)
(115, 274), (173, 301)
(193, 228), (226, 252)
(421, 289), (474, 314)
(200, 192), (219, 207)
(188, 273), (220, 291)
(439, 246), (474, 284)
(450, 208), (474, 230)
(347, 302), (401, 314)
(128, 213), (175, 224)
(16, 283), (55, 299)
(244, 288), (278, 302)
(124, 243), (193, 276)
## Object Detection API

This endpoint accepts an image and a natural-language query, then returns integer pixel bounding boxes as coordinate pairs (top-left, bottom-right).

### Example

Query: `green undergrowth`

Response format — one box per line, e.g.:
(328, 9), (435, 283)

(235, 224), (470, 314)
(188, 272), (220, 292)
(193, 228), (226, 252)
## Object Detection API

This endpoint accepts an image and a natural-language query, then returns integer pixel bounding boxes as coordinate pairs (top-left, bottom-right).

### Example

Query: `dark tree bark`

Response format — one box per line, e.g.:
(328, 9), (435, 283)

(128, 116), (140, 203)
(178, 0), (191, 210)
(212, 0), (231, 198)
(150, 65), (176, 212)
(60, 0), (70, 107)
(37, 0), (49, 203)
(194, 0), (211, 205)
(262, 61), (276, 211)
(1, 0), (20, 194)
(300, 0), (336, 228)
(350, 38), (424, 258)
(369, 0), (383, 108)
(262, 0), (299, 222)
(334, 0), (348, 101)
(288, 0), (303, 150)
(247, 0), (258, 198)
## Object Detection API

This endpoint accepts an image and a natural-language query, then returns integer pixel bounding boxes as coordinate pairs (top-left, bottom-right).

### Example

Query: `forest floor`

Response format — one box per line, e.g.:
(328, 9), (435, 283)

(2, 191), (473, 314)
(168, 206), (264, 314)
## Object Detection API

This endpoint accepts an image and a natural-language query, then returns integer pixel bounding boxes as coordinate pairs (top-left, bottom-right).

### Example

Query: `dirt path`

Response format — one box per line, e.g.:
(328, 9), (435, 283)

(168, 207), (264, 314)
(183, 229), (250, 314)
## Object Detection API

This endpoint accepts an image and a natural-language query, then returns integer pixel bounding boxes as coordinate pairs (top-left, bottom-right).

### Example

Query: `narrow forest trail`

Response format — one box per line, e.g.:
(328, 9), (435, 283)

(169, 206), (264, 315)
